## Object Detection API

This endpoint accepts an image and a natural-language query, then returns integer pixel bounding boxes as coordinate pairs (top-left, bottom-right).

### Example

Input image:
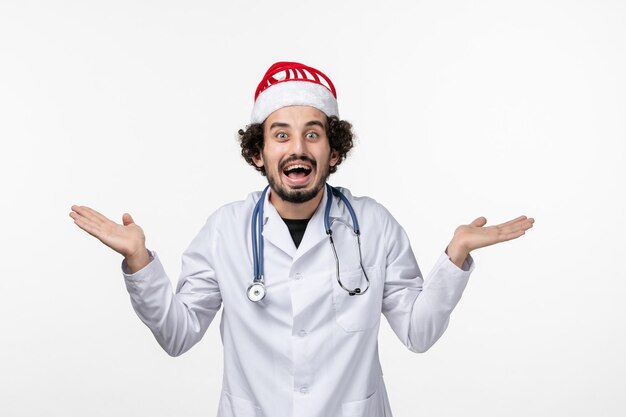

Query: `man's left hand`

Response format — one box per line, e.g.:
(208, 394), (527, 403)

(446, 215), (535, 268)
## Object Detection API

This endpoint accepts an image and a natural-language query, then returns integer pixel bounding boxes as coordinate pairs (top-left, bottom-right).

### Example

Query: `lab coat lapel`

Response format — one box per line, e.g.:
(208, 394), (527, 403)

(293, 186), (343, 263)
(261, 190), (297, 259)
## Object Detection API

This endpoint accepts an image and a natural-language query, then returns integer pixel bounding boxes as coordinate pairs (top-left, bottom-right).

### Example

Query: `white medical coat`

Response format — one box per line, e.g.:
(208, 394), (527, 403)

(122, 187), (475, 417)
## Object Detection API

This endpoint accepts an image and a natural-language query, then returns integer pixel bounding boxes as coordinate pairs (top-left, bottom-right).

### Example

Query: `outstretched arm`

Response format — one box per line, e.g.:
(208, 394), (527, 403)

(381, 207), (535, 353)
(69, 205), (150, 272)
(446, 215), (535, 268)
(69, 205), (222, 356)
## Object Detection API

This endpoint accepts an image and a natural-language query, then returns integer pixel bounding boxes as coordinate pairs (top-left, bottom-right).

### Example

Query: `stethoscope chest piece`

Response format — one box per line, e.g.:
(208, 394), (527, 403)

(247, 281), (266, 302)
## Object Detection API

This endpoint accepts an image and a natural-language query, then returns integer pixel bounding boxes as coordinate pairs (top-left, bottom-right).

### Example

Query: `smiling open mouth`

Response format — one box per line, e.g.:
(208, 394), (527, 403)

(283, 164), (312, 179)
(280, 160), (315, 187)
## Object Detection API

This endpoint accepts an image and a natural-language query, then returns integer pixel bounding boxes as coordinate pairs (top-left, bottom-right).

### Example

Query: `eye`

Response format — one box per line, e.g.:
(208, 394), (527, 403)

(276, 132), (288, 140)
(306, 131), (319, 140)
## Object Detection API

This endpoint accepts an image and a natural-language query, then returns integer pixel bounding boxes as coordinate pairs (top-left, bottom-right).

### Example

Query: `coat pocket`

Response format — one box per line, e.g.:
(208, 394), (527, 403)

(218, 391), (263, 417)
(332, 266), (383, 332)
(341, 389), (384, 417)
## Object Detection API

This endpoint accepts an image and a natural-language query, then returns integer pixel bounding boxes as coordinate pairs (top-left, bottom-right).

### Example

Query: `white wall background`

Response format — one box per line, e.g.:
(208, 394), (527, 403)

(1, 0), (624, 416)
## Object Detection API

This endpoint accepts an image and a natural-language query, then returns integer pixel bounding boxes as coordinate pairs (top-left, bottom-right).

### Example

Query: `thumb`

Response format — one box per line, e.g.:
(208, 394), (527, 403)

(122, 213), (134, 226)
(470, 216), (487, 227)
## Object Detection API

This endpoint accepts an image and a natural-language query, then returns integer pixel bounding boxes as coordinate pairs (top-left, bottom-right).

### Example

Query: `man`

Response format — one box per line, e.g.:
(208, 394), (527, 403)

(70, 61), (534, 417)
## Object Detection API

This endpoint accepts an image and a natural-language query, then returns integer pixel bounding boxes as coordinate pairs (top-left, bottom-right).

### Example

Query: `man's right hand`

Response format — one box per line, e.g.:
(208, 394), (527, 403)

(70, 205), (150, 273)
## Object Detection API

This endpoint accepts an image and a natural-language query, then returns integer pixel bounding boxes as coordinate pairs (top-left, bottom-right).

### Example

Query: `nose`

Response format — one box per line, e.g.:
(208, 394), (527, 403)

(288, 135), (307, 155)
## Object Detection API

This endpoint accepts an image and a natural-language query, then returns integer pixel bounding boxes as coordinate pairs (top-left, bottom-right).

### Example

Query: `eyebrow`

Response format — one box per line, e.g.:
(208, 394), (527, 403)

(268, 120), (325, 130)
(268, 122), (290, 130)
(304, 120), (325, 129)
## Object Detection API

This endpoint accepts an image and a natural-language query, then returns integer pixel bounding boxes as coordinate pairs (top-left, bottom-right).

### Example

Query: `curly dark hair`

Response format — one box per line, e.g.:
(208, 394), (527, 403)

(238, 115), (354, 176)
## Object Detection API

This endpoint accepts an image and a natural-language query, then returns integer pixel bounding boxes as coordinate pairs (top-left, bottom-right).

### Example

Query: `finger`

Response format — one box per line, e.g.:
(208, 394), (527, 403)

(470, 217), (487, 227)
(71, 205), (90, 219)
(496, 219), (534, 242)
(497, 217), (526, 228)
(122, 213), (134, 226)
(521, 218), (534, 229)
(69, 210), (83, 221)
(493, 216), (530, 233)
(70, 210), (98, 228)
(79, 206), (111, 225)
(71, 213), (103, 238)
(71, 205), (104, 224)
(498, 215), (528, 227)
(500, 218), (534, 234)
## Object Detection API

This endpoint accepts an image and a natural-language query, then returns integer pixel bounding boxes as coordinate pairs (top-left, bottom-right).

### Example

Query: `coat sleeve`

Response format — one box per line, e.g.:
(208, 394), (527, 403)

(121, 215), (222, 357)
(379, 205), (474, 353)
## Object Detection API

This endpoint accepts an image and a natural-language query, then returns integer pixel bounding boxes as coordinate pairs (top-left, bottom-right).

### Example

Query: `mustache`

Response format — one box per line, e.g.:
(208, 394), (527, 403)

(279, 155), (317, 170)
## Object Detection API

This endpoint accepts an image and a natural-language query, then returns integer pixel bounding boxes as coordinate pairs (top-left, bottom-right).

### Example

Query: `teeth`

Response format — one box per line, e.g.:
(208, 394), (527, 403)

(285, 164), (311, 172)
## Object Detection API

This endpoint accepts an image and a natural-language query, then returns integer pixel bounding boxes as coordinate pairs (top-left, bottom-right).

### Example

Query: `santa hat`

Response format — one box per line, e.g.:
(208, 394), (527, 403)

(250, 61), (339, 124)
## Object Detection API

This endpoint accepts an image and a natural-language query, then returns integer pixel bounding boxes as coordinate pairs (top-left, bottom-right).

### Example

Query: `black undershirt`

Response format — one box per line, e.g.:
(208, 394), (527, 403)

(282, 218), (310, 248)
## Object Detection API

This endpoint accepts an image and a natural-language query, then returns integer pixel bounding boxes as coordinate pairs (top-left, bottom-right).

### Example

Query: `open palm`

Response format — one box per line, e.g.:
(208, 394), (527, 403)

(453, 215), (535, 253)
(70, 205), (146, 259)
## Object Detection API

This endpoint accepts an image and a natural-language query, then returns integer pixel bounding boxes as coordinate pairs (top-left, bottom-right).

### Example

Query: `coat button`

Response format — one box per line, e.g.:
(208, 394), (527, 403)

(298, 329), (308, 337)
(294, 273), (303, 280)
(299, 386), (309, 394)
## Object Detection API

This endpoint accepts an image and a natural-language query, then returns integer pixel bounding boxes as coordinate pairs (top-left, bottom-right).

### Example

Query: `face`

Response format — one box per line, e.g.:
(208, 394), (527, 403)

(253, 106), (339, 204)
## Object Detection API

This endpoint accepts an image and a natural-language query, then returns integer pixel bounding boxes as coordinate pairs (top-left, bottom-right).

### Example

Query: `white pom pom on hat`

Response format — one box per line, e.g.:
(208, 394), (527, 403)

(250, 61), (339, 124)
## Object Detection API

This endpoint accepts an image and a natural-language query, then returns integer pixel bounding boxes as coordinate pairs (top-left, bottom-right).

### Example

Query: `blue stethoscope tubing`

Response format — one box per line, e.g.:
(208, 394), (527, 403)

(248, 183), (370, 302)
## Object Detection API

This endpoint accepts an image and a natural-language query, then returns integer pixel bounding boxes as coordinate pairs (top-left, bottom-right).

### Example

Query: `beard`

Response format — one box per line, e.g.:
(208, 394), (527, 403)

(266, 154), (331, 204)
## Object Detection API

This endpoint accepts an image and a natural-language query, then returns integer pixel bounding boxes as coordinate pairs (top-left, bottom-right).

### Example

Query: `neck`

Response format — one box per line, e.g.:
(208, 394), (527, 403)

(269, 188), (324, 220)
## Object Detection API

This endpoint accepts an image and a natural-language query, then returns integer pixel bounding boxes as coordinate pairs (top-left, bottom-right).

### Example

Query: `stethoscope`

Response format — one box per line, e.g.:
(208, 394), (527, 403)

(247, 183), (370, 302)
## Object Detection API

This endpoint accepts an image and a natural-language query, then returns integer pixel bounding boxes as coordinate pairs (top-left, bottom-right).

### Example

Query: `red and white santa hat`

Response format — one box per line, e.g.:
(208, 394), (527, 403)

(251, 61), (339, 124)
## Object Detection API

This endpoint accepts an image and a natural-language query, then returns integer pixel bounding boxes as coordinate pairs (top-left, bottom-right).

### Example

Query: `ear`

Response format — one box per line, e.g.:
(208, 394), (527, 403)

(330, 149), (340, 167)
(252, 153), (264, 168)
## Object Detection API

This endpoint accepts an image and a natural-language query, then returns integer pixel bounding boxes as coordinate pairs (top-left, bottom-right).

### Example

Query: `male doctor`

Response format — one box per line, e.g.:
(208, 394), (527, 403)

(70, 61), (534, 417)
